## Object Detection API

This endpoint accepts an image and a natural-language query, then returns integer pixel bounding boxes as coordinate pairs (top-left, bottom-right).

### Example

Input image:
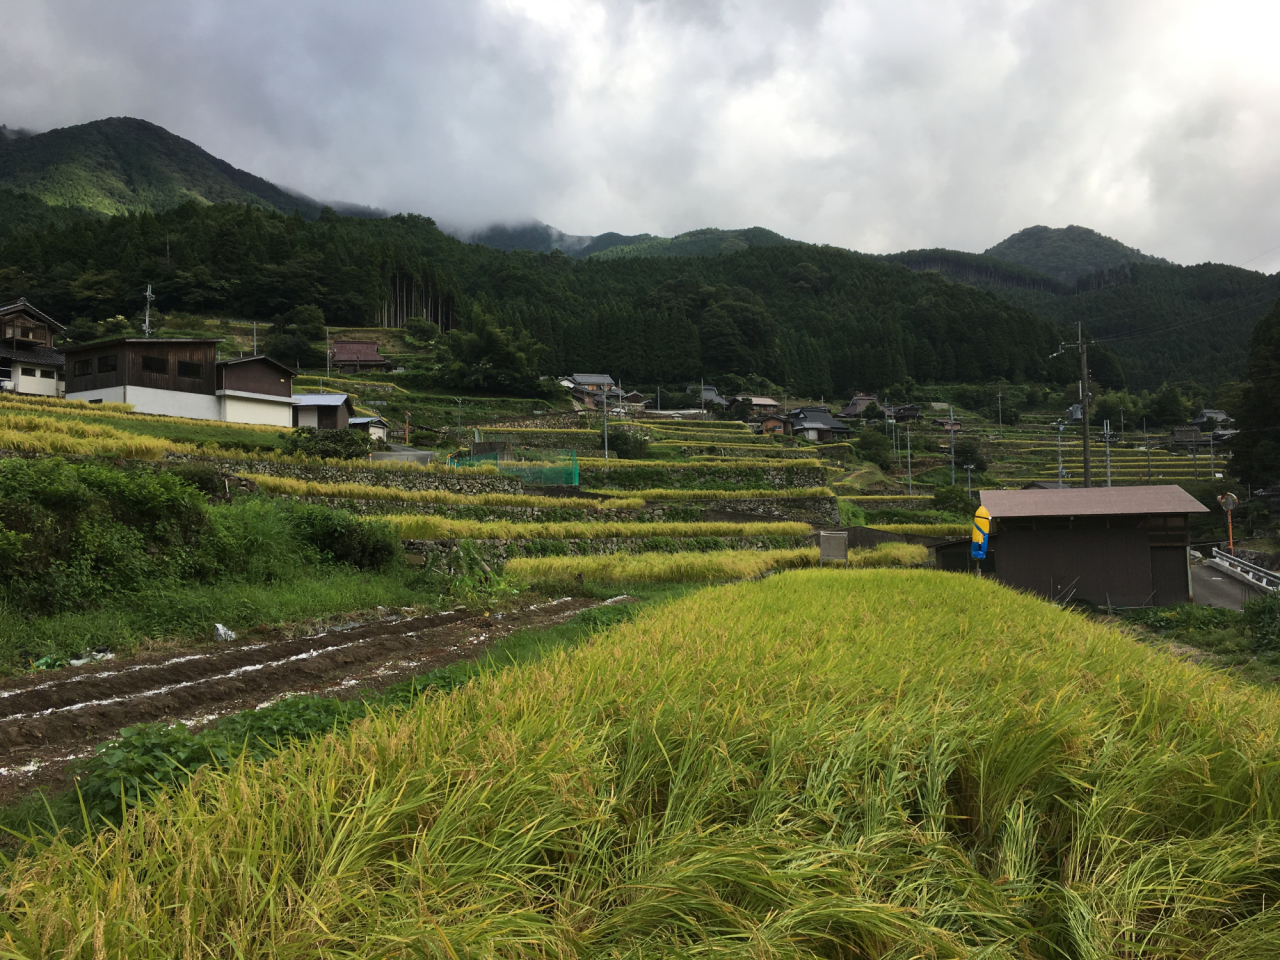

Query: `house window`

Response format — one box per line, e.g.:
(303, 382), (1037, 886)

(0, 360), (10, 380)
(141, 356), (168, 374)
(73, 359), (93, 377)
(88, 398), (102, 405)
(98, 355), (117, 374)
(177, 360), (202, 379)
(21, 367), (36, 377)
(40, 369), (54, 379)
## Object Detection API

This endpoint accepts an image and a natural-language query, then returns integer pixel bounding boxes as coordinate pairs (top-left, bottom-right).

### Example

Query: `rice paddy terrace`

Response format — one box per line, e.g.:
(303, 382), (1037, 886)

(7, 570), (1280, 957)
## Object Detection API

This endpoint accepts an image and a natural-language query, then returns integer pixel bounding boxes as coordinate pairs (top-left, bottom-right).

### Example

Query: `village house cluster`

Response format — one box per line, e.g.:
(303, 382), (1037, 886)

(1, 299), (389, 440)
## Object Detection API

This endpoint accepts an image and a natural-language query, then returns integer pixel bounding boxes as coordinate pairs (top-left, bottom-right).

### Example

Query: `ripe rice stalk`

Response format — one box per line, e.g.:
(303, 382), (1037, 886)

(0, 414), (178, 459)
(504, 542), (926, 585)
(385, 515), (813, 541)
(244, 473), (644, 509)
(0, 396), (283, 433)
(580, 486), (835, 501)
(10, 570), (1280, 955)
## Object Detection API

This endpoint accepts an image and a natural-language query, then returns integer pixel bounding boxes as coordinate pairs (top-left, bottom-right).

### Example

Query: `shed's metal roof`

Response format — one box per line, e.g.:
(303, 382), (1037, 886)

(980, 485), (1209, 518)
(292, 392), (351, 407)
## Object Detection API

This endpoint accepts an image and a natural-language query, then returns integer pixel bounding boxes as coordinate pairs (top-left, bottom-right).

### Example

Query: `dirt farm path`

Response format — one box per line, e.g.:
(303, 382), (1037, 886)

(0, 596), (617, 805)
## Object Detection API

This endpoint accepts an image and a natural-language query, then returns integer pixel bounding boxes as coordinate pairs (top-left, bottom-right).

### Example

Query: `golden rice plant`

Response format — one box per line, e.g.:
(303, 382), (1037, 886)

(0, 394), (135, 414)
(385, 515), (812, 540)
(580, 486), (835, 500)
(0, 395), (283, 433)
(0, 414), (176, 459)
(244, 473), (644, 509)
(504, 548), (819, 585)
(12, 570), (1280, 956)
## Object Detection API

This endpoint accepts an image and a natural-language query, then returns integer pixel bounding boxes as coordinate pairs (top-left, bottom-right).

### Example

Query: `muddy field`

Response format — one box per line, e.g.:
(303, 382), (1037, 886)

(0, 596), (617, 804)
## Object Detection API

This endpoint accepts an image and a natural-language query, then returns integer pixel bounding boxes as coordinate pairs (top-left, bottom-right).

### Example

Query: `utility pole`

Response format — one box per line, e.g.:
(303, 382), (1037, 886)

(1210, 431), (1216, 478)
(1055, 420), (1066, 482)
(1103, 419), (1113, 487)
(326, 328), (331, 378)
(603, 380), (609, 460)
(142, 284), (155, 337)
(906, 423), (913, 495)
(949, 404), (956, 486)
(1051, 324), (1092, 486)
(404, 410), (410, 445)
(456, 397), (462, 444)
(253, 321), (257, 354)
(1144, 420), (1151, 480)
(997, 390), (1002, 431)
(964, 463), (974, 498)
(657, 385), (661, 412)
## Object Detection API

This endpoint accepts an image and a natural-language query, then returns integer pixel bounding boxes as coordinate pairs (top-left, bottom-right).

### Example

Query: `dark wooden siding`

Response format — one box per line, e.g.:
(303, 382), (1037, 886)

(127, 342), (216, 395)
(217, 359), (292, 397)
(64, 344), (125, 392)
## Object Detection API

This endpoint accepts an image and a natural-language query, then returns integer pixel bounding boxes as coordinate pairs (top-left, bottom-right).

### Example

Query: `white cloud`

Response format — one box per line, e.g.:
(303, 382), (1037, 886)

(3, 0), (1280, 268)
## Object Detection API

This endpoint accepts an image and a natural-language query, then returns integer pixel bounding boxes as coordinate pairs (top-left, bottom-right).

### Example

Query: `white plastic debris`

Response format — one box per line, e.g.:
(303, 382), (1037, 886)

(215, 623), (236, 642)
(68, 651), (115, 668)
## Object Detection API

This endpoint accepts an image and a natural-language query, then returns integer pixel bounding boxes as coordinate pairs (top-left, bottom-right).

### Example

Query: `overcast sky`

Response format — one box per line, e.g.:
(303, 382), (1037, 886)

(4, 0), (1280, 269)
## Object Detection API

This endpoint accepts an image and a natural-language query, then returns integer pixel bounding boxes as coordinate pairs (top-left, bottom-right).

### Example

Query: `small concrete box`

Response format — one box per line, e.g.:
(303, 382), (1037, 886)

(819, 530), (848, 565)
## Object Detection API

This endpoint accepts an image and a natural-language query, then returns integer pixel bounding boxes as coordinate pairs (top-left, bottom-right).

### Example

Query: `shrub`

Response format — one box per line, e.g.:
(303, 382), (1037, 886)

(280, 426), (372, 460)
(953, 438), (988, 472)
(932, 484), (976, 516)
(838, 500), (866, 526)
(289, 503), (401, 571)
(855, 427), (893, 470)
(605, 427), (649, 459)
(163, 461), (223, 496)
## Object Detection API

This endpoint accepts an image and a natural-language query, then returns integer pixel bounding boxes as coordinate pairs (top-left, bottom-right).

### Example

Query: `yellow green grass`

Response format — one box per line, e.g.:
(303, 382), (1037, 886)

(581, 486), (834, 501)
(245, 473), (644, 509)
(0, 414), (179, 459)
(386, 515), (812, 540)
(869, 522), (969, 537)
(0, 395), (283, 433)
(505, 541), (926, 585)
(11, 570), (1280, 955)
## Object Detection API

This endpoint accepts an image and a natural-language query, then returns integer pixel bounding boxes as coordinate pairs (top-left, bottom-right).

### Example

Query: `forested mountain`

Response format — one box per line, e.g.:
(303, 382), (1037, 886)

(465, 222), (797, 261)
(887, 246), (1277, 390)
(587, 227), (799, 260)
(984, 224), (1172, 284)
(0, 202), (1073, 397)
(0, 117), (383, 221)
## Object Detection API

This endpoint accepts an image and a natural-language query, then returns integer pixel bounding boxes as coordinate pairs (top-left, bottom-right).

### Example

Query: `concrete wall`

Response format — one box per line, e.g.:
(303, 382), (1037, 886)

(12, 364), (62, 397)
(219, 393), (294, 427)
(66, 384), (221, 420)
(295, 406), (319, 428)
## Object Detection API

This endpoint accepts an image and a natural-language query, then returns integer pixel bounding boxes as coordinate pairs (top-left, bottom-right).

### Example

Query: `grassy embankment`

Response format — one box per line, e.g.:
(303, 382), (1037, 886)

(8, 570), (1280, 955)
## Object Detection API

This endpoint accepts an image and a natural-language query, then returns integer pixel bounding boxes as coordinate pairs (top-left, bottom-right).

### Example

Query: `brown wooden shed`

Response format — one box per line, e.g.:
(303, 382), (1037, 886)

(935, 485), (1209, 607)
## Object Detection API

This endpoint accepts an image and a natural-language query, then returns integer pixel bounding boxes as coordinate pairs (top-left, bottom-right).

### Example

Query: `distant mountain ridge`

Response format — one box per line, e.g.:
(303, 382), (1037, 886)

(463, 221), (799, 260)
(984, 224), (1173, 284)
(0, 117), (384, 222)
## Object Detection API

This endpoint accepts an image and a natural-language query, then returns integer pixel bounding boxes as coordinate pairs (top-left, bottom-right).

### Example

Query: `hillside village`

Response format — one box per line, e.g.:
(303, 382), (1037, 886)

(2, 112), (1280, 953)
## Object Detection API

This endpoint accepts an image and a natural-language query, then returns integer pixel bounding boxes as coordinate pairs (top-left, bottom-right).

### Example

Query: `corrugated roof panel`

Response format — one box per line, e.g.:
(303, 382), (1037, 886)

(980, 485), (1209, 518)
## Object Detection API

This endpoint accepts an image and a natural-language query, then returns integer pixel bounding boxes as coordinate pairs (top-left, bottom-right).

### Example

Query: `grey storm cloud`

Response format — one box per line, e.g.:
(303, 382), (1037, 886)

(3, 0), (1280, 269)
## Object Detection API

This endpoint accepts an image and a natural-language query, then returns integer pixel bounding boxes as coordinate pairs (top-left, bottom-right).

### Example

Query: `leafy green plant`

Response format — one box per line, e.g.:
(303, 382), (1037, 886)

(280, 425), (371, 460)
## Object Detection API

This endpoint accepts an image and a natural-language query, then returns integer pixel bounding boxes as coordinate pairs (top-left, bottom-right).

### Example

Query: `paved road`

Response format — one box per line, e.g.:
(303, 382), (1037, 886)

(1192, 563), (1266, 611)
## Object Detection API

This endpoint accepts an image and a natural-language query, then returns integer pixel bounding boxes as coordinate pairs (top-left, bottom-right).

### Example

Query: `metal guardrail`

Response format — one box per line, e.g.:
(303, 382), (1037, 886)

(1211, 548), (1280, 592)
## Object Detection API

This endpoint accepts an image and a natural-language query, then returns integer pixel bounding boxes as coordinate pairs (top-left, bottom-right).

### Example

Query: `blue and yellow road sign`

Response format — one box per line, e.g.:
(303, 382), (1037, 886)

(971, 505), (990, 560)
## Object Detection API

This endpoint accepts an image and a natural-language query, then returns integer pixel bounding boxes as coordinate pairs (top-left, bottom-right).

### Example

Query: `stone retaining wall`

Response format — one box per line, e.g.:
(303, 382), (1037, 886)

(578, 463), (827, 490)
(162, 454), (523, 494)
(279, 494), (838, 525)
(405, 533), (815, 567)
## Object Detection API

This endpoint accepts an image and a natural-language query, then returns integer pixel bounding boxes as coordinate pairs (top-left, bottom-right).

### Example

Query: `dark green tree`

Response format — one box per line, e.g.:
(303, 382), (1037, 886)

(442, 306), (545, 394)
(1231, 300), (1280, 487)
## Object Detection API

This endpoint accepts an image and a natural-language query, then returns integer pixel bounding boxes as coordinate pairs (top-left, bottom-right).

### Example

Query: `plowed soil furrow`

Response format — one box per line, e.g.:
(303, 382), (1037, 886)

(0, 596), (613, 803)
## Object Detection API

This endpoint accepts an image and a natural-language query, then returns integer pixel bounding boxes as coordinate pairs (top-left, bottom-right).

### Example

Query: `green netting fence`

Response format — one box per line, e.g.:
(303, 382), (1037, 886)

(449, 449), (579, 486)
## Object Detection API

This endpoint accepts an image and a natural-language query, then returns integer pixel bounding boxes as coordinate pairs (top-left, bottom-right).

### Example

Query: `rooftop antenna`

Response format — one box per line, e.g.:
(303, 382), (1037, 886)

(142, 284), (155, 337)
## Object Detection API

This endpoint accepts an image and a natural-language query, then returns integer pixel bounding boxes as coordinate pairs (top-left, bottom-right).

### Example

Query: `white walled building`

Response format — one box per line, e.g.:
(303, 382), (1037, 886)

(1, 299), (65, 398)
